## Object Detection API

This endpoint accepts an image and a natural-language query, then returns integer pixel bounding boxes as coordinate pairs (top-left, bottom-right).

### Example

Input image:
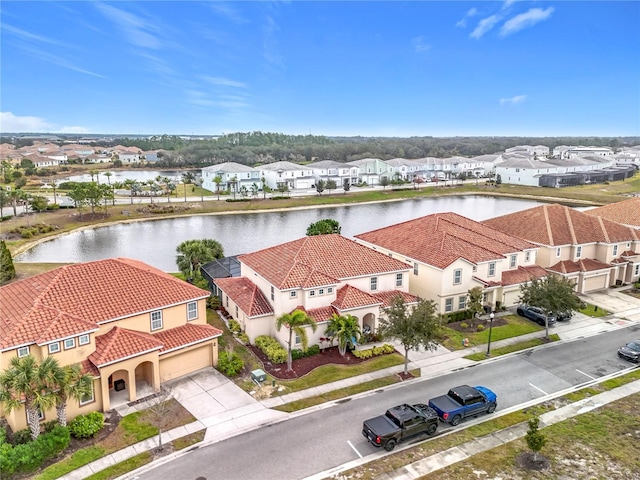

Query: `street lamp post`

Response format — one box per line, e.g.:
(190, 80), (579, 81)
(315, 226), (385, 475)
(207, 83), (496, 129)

(486, 311), (495, 357)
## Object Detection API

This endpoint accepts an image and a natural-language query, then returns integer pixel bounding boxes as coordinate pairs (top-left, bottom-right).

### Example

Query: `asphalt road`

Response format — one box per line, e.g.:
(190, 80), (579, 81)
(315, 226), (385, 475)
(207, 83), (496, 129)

(135, 325), (639, 480)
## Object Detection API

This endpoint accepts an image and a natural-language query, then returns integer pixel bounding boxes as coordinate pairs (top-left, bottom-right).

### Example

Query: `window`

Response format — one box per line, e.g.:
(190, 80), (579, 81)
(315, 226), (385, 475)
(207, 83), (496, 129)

(327, 287), (333, 294)
(472, 265), (477, 272)
(270, 286), (274, 301)
(576, 246), (582, 259)
(453, 269), (462, 285)
(458, 296), (466, 310)
(370, 277), (378, 291)
(17, 346), (29, 357)
(396, 273), (403, 287)
(290, 291), (297, 298)
(413, 262), (419, 275)
(613, 245), (618, 256)
(525, 251), (531, 262)
(445, 298), (453, 312)
(64, 338), (76, 350)
(235, 306), (239, 317)
(79, 334), (90, 346)
(225, 296), (229, 307)
(187, 302), (198, 321)
(488, 262), (496, 277)
(80, 383), (94, 406)
(48, 342), (61, 354)
(319, 288), (325, 295)
(556, 247), (561, 257)
(309, 290), (316, 297)
(150, 311), (163, 331)
(510, 255), (517, 268)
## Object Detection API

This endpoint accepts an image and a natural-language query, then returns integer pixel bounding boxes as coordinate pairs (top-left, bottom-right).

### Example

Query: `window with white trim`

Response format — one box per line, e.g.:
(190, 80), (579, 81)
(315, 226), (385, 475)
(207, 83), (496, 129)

(556, 247), (561, 257)
(79, 334), (90, 346)
(370, 277), (378, 291)
(17, 346), (30, 357)
(525, 251), (531, 262)
(319, 288), (325, 295)
(472, 265), (477, 272)
(270, 286), (274, 301)
(235, 305), (239, 317)
(488, 262), (496, 277)
(327, 287), (333, 294)
(187, 301), (198, 321)
(612, 245), (618, 256)
(445, 298), (453, 312)
(290, 291), (297, 298)
(510, 254), (517, 268)
(309, 290), (316, 297)
(635, 264), (639, 276)
(458, 296), (466, 310)
(395, 273), (403, 287)
(413, 262), (419, 275)
(80, 383), (94, 406)
(48, 342), (61, 354)
(453, 269), (462, 285)
(576, 246), (582, 259)
(150, 311), (163, 331)
(64, 338), (76, 350)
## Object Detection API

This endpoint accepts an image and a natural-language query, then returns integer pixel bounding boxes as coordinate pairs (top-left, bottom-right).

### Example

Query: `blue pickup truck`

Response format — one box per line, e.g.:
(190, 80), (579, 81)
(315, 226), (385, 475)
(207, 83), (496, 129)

(428, 385), (497, 426)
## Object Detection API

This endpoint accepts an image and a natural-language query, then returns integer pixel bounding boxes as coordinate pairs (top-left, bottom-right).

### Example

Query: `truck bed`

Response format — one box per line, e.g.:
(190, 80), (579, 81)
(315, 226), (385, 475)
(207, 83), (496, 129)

(428, 394), (460, 415)
(362, 415), (398, 438)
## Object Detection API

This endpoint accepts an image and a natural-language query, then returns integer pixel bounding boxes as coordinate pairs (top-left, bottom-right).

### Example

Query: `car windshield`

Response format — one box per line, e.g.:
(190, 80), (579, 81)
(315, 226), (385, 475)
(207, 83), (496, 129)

(626, 342), (640, 351)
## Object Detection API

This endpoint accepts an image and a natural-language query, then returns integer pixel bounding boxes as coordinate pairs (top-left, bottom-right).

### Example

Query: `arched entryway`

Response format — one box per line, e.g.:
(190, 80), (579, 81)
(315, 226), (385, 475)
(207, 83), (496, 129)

(362, 313), (376, 337)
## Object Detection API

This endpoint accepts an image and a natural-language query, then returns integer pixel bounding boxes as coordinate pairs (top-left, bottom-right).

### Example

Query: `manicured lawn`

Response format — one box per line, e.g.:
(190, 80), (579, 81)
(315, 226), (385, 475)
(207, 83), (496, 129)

(441, 315), (541, 351)
(579, 302), (610, 317)
(464, 334), (561, 361)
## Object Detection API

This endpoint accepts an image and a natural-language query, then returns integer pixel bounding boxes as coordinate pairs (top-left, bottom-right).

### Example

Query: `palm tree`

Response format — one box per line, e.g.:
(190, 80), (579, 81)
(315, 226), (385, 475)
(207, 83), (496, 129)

(325, 313), (362, 356)
(276, 309), (317, 371)
(175, 238), (224, 280)
(49, 364), (94, 427)
(0, 355), (59, 440)
(214, 175), (222, 200)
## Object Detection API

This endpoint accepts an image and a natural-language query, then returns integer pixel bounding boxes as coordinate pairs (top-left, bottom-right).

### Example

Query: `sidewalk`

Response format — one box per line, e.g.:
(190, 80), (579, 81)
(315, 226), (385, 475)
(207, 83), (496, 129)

(58, 291), (640, 480)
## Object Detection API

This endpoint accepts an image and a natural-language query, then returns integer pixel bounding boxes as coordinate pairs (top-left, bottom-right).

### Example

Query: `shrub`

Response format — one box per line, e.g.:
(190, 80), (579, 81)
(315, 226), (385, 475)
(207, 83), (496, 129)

(353, 349), (373, 359)
(352, 343), (395, 359)
(228, 319), (242, 334)
(217, 350), (244, 377)
(304, 344), (320, 356)
(68, 412), (104, 439)
(237, 332), (249, 344)
(254, 335), (287, 364)
(11, 428), (32, 445)
(0, 426), (70, 476)
(207, 295), (220, 310)
(460, 322), (469, 329)
(291, 348), (304, 361)
(476, 324), (485, 331)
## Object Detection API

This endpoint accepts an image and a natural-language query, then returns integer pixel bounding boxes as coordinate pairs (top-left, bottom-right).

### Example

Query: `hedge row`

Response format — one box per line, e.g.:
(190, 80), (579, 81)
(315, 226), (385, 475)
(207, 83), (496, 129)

(255, 335), (287, 364)
(352, 343), (395, 359)
(291, 344), (320, 360)
(0, 425), (70, 477)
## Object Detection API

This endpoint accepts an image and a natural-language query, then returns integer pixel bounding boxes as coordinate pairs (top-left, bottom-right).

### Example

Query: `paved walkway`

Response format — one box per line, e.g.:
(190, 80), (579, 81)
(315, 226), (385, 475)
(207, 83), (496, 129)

(58, 289), (640, 480)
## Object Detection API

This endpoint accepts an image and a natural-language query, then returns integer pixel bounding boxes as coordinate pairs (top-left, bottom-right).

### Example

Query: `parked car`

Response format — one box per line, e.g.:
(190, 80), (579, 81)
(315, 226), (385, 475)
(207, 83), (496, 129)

(554, 310), (573, 322)
(516, 304), (557, 326)
(617, 340), (640, 363)
(362, 403), (439, 451)
(428, 385), (497, 426)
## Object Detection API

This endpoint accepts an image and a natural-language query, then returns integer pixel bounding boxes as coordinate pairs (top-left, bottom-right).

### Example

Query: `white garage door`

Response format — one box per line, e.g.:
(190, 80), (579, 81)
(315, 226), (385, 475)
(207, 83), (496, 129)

(160, 345), (212, 381)
(583, 274), (607, 293)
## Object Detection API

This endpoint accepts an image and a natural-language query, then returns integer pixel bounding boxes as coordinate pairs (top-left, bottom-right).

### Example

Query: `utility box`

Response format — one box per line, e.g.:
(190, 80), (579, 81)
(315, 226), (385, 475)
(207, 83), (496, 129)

(251, 369), (267, 384)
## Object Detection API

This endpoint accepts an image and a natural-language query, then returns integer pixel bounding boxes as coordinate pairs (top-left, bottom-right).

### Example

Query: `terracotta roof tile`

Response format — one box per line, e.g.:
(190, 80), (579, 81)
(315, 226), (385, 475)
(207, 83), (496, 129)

(547, 258), (612, 274)
(482, 204), (639, 246)
(332, 285), (382, 310)
(0, 258), (210, 350)
(89, 327), (163, 367)
(214, 277), (273, 317)
(153, 323), (222, 353)
(371, 290), (419, 307)
(584, 197), (640, 228)
(294, 305), (337, 323)
(355, 212), (536, 269)
(500, 265), (549, 286)
(80, 359), (100, 378)
(239, 235), (410, 289)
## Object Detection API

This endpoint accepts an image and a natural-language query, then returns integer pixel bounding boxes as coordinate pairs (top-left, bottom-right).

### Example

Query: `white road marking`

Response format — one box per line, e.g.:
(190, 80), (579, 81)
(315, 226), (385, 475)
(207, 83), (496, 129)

(529, 383), (548, 396)
(347, 440), (363, 458)
(575, 368), (597, 380)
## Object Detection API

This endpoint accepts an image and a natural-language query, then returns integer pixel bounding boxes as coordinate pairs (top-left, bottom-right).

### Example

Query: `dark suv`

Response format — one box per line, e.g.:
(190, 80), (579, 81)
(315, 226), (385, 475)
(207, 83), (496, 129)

(516, 305), (557, 326)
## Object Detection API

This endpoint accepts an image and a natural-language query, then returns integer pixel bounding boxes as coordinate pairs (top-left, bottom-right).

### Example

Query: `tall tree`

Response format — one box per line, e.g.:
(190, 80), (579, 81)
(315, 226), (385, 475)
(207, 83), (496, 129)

(49, 363), (94, 427)
(0, 355), (59, 439)
(379, 176), (390, 190)
(0, 240), (16, 284)
(342, 178), (351, 194)
(379, 296), (442, 374)
(182, 171), (196, 202)
(518, 275), (582, 339)
(315, 179), (326, 195)
(276, 309), (317, 371)
(467, 286), (485, 319)
(325, 179), (337, 193)
(306, 219), (342, 236)
(325, 314), (362, 356)
(214, 175), (223, 200)
(175, 238), (224, 280)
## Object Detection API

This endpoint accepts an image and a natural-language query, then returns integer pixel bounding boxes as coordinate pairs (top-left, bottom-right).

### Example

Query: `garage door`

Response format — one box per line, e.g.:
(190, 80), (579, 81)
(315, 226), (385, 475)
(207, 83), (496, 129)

(160, 344), (212, 381)
(502, 290), (520, 307)
(297, 181), (310, 189)
(583, 274), (608, 293)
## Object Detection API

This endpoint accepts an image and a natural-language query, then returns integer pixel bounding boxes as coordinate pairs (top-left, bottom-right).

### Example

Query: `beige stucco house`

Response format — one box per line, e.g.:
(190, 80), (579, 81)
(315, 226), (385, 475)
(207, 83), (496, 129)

(0, 258), (222, 432)
(483, 204), (640, 292)
(354, 212), (546, 313)
(212, 234), (418, 349)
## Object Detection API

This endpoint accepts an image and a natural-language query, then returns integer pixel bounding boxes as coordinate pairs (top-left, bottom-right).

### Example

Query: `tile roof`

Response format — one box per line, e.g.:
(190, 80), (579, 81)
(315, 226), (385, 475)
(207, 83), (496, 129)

(547, 258), (612, 274)
(239, 234), (410, 289)
(294, 305), (337, 323)
(332, 285), (382, 310)
(482, 204), (639, 246)
(355, 212), (536, 269)
(500, 265), (549, 286)
(89, 327), (163, 367)
(214, 277), (273, 317)
(0, 258), (210, 350)
(153, 323), (222, 353)
(371, 290), (419, 307)
(583, 197), (640, 228)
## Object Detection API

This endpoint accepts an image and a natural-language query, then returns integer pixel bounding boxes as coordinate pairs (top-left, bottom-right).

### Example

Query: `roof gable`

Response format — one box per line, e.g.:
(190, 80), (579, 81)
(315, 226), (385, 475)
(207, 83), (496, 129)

(214, 277), (273, 317)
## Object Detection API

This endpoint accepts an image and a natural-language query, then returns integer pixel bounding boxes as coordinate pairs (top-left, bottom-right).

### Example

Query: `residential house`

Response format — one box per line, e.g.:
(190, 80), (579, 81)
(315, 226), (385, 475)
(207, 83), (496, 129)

(483, 204), (640, 291)
(385, 158), (420, 181)
(583, 197), (640, 230)
(0, 258), (222, 433)
(259, 161), (315, 191)
(201, 162), (262, 195)
(21, 153), (61, 168)
(354, 213), (543, 313)
(212, 234), (417, 349)
(347, 158), (391, 185)
(307, 160), (359, 187)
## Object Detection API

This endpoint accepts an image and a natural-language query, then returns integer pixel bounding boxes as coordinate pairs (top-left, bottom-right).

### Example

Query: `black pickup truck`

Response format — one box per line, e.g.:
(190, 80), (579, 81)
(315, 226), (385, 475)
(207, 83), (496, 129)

(362, 403), (439, 452)
(428, 385), (497, 426)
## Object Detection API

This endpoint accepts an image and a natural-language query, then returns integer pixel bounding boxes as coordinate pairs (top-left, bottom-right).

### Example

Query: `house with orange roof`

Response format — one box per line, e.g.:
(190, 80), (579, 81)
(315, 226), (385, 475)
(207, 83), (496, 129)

(211, 234), (417, 348)
(0, 258), (222, 433)
(583, 197), (640, 230)
(354, 213), (544, 313)
(483, 204), (640, 292)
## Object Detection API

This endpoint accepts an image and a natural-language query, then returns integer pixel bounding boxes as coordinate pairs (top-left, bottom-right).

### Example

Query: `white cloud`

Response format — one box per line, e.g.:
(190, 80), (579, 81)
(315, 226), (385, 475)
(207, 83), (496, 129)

(411, 36), (431, 53)
(94, 2), (163, 49)
(499, 95), (527, 105)
(209, 2), (248, 24)
(500, 7), (554, 37)
(470, 15), (501, 39)
(456, 7), (479, 28)
(0, 112), (55, 132)
(202, 77), (248, 89)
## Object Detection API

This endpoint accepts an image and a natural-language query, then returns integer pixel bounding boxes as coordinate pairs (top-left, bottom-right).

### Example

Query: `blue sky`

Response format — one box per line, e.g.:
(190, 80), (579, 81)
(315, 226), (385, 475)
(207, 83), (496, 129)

(1, 1), (639, 137)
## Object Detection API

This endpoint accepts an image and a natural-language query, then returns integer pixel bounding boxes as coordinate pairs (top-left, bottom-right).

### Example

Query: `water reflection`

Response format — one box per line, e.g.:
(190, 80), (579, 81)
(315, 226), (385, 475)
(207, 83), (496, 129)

(16, 196), (545, 271)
